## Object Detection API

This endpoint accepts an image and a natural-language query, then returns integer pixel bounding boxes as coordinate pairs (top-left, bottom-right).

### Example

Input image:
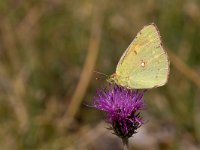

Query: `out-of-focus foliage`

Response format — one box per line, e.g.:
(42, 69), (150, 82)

(0, 0), (200, 149)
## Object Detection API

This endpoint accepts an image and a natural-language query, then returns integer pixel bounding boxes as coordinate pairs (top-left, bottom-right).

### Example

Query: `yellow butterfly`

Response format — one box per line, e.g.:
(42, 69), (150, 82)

(108, 23), (170, 89)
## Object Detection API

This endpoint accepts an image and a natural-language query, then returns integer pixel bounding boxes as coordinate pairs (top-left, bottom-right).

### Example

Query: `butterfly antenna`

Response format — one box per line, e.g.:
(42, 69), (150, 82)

(93, 70), (108, 77)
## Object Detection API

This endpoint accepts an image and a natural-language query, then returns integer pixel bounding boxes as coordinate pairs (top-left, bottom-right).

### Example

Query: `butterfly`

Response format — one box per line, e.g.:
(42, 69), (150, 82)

(108, 23), (170, 89)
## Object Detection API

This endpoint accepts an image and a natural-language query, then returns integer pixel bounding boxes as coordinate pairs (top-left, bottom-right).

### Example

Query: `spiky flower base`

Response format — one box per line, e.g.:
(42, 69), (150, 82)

(93, 84), (145, 138)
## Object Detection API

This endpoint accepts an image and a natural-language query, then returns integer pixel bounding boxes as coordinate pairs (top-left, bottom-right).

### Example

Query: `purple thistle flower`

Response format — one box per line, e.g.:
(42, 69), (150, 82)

(93, 84), (145, 138)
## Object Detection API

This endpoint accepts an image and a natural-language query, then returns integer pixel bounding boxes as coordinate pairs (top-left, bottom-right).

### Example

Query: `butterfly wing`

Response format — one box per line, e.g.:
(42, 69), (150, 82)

(115, 23), (169, 89)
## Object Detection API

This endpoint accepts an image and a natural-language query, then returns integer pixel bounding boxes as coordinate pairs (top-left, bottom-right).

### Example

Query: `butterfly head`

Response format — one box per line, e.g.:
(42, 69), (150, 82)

(107, 73), (118, 84)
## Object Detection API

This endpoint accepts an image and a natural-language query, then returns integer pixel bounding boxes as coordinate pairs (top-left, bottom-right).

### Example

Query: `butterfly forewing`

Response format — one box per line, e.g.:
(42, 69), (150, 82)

(115, 24), (169, 89)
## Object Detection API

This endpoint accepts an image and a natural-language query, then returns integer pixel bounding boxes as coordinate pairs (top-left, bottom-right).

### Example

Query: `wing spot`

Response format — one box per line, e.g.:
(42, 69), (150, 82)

(134, 50), (137, 55)
(141, 60), (146, 67)
(132, 44), (140, 50)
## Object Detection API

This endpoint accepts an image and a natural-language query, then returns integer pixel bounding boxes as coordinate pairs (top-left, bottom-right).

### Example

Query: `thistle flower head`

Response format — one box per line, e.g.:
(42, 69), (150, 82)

(93, 84), (145, 138)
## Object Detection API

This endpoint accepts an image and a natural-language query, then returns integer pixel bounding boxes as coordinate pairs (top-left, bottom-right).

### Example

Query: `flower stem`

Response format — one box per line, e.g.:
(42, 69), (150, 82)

(122, 137), (129, 150)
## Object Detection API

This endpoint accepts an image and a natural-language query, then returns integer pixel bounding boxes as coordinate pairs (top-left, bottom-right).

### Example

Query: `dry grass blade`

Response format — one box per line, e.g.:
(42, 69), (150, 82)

(168, 50), (200, 88)
(58, 4), (105, 129)
(1, 19), (20, 71)
(0, 19), (29, 132)
(0, 75), (28, 132)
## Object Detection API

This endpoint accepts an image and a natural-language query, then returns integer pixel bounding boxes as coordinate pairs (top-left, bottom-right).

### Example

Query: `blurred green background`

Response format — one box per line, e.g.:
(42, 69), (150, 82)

(0, 0), (200, 149)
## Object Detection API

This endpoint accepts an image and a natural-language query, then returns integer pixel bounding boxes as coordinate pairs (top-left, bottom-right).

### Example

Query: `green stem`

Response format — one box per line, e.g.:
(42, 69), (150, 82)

(122, 137), (129, 150)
